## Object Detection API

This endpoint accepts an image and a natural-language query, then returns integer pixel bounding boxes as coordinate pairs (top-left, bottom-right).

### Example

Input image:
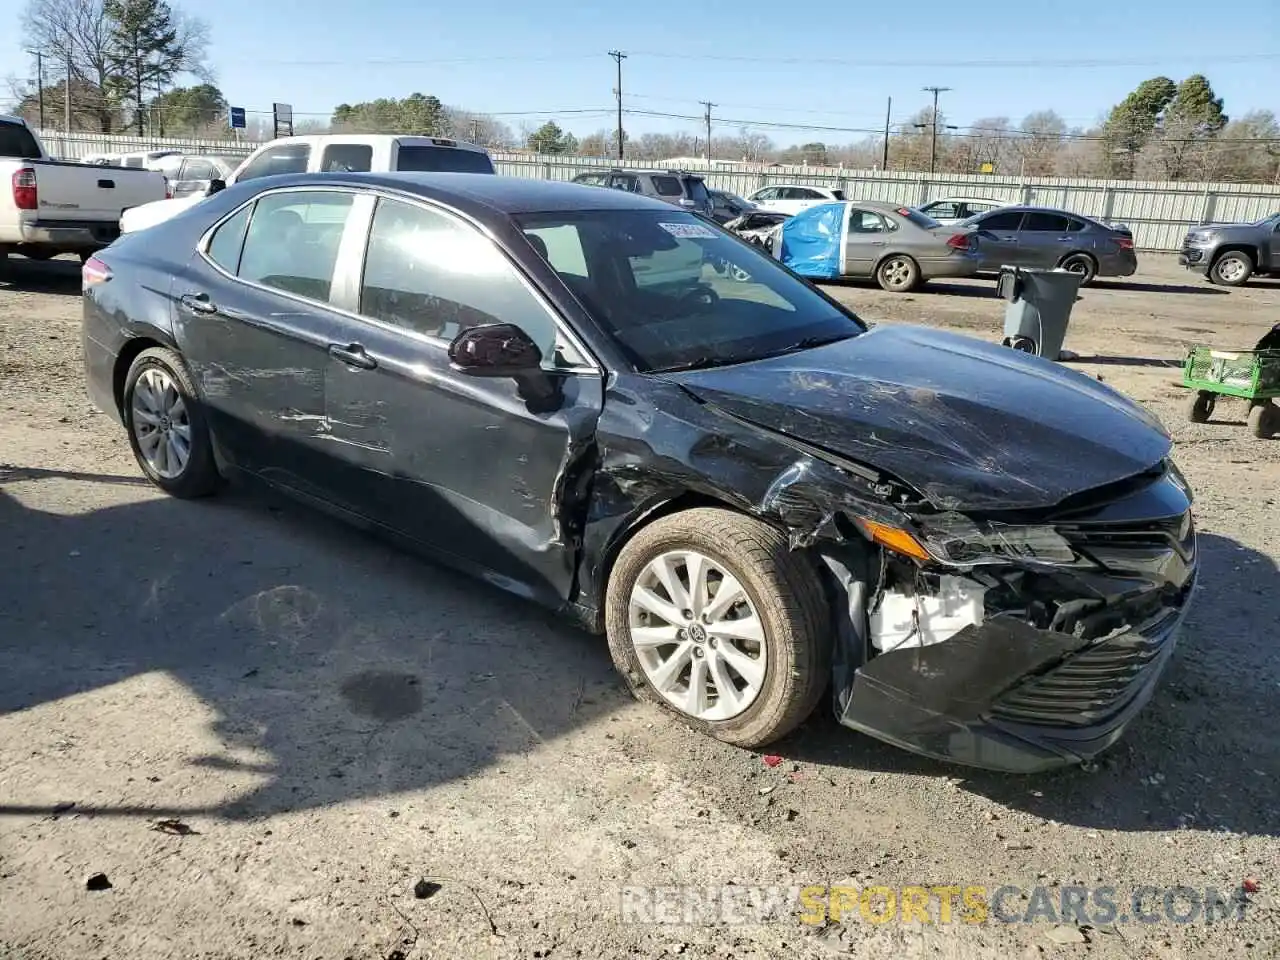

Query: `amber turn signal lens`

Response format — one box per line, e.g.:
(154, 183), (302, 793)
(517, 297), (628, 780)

(858, 519), (932, 563)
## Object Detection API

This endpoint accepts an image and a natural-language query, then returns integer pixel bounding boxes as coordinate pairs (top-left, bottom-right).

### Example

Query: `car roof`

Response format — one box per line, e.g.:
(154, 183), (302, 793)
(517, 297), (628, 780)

(928, 196), (1005, 204)
(250, 171), (679, 216)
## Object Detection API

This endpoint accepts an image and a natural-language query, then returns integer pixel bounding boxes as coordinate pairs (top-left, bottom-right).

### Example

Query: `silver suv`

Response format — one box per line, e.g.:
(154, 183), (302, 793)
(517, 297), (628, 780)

(571, 168), (714, 219)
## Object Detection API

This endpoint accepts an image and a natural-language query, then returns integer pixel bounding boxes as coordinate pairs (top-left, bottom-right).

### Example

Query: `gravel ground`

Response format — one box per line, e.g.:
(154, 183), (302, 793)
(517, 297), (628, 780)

(1, 254), (1277, 960)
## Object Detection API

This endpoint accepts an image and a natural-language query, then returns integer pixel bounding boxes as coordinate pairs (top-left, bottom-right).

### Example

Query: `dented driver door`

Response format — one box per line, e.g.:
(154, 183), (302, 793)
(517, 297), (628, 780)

(318, 194), (605, 606)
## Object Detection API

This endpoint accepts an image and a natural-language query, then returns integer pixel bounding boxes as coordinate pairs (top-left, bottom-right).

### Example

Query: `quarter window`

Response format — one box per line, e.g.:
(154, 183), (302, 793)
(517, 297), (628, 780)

(650, 175), (683, 197)
(359, 198), (568, 367)
(236, 190), (355, 303)
(205, 204), (253, 273)
(320, 143), (373, 172)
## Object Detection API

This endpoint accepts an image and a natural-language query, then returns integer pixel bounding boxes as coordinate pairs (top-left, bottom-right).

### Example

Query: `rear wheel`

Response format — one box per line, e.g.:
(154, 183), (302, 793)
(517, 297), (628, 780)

(1059, 253), (1097, 286)
(1248, 402), (1277, 439)
(876, 254), (920, 293)
(604, 508), (830, 748)
(1210, 251), (1253, 287)
(122, 347), (221, 498)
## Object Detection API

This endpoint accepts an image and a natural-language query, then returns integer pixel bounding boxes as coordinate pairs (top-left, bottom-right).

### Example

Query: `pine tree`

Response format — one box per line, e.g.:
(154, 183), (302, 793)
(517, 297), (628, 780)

(104, 0), (185, 136)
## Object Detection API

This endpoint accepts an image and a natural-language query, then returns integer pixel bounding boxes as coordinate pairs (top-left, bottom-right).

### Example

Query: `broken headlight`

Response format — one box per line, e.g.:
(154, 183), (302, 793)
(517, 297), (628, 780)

(917, 517), (1077, 568)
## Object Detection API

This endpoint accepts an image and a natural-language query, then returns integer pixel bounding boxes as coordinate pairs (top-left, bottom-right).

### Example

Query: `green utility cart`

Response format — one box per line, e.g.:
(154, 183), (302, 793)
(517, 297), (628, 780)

(1182, 343), (1280, 438)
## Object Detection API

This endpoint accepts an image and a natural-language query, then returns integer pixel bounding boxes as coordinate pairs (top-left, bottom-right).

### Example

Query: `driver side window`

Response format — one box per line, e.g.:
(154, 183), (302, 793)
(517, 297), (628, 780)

(359, 198), (573, 369)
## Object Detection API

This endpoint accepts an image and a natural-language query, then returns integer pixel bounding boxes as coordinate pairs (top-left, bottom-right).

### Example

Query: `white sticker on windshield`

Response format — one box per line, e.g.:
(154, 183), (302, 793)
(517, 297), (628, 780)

(658, 221), (718, 239)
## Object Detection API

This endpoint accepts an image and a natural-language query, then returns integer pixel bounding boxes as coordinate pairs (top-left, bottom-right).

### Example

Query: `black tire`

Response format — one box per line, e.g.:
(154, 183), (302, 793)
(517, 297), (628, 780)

(122, 347), (222, 498)
(1186, 391), (1215, 423)
(875, 254), (921, 293)
(1247, 402), (1277, 439)
(604, 507), (831, 749)
(1209, 251), (1253, 287)
(1009, 336), (1038, 355)
(1059, 253), (1097, 286)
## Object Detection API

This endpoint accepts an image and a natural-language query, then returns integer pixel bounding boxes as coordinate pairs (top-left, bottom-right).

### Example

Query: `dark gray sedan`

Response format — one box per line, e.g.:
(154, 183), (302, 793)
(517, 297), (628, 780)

(79, 172), (1195, 773)
(962, 206), (1137, 285)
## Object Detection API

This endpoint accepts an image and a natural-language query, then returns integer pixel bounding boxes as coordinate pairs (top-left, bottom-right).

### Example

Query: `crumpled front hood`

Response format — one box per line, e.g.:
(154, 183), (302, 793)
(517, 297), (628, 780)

(666, 325), (1171, 512)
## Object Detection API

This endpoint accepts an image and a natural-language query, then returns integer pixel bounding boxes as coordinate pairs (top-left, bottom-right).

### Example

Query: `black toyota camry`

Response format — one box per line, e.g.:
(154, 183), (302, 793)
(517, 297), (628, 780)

(81, 173), (1197, 773)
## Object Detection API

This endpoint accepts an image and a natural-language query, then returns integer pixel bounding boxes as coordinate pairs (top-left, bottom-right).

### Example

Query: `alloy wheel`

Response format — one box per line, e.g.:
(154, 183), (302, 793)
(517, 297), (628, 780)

(130, 367), (192, 479)
(627, 549), (767, 722)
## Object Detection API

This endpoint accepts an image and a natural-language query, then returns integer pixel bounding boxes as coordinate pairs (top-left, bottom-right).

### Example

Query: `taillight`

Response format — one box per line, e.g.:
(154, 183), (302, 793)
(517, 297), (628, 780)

(82, 256), (112, 287)
(165, 182), (173, 199)
(1116, 236), (1134, 250)
(946, 233), (970, 250)
(12, 167), (37, 210)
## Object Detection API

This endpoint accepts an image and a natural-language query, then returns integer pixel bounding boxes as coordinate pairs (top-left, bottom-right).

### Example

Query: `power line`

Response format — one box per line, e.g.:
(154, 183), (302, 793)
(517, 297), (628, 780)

(626, 50), (1280, 69)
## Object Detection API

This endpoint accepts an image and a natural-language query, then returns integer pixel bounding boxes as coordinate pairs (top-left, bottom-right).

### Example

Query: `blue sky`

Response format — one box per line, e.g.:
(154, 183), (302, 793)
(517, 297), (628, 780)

(3, 0), (1277, 143)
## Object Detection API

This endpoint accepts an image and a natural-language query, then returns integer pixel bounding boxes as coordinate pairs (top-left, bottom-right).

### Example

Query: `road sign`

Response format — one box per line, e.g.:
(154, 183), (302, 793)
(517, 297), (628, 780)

(228, 107), (246, 129)
(979, 162), (995, 174)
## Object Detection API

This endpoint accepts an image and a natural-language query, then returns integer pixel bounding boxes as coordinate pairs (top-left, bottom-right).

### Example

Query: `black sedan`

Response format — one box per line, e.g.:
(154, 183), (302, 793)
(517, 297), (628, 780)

(82, 172), (1197, 773)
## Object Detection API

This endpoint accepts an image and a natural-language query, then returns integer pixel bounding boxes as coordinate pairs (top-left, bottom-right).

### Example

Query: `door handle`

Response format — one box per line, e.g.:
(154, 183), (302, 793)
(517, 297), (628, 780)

(180, 292), (217, 314)
(328, 343), (377, 370)
(870, 240), (887, 246)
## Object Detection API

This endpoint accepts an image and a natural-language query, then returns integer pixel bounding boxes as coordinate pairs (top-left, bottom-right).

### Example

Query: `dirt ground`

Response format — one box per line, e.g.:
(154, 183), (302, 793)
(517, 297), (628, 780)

(1, 254), (1277, 960)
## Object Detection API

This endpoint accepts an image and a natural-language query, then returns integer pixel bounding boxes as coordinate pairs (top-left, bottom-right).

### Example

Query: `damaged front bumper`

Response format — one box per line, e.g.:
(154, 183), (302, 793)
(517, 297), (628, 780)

(822, 468), (1198, 774)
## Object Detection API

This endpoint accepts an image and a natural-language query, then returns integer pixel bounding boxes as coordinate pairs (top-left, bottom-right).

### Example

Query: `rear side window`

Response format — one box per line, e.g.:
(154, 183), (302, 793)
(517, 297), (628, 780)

(830, 190), (847, 201)
(925, 201), (959, 219)
(1023, 212), (1071, 232)
(895, 207), (941, 229)
(236, 144), (311, 182)
(573, 173), (608, 186)
(180, 158), (215, 180)
(683, 178), (710, 202)
(980, 211), (1025, 231)
(395, 145), (495, 173)
(236, 190), (356, 303)
(650, 175), (684, 197)
(205, 204), (253, 273)
(0, 121), (41, 158)
(321, 144), (373, 172)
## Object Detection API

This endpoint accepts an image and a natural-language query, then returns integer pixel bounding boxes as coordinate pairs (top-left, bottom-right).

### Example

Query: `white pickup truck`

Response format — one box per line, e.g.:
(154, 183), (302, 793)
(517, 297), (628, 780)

(0, 115), (166, 267)
(120, 133), (496, 234)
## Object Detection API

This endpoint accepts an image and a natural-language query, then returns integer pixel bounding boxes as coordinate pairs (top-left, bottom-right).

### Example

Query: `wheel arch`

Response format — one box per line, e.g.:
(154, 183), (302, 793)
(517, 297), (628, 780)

(112, 334), (178, 415)
(873, 250), (919, 272)
(1211, 244), (1258, 268)
(1057, 250), (1097, 268)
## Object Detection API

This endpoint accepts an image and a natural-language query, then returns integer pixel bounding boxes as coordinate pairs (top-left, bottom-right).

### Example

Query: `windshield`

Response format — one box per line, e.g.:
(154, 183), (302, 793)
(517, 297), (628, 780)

(516, 210), (864, 373)
(395, 146), (495, 173)
(0, 121), (42, 159)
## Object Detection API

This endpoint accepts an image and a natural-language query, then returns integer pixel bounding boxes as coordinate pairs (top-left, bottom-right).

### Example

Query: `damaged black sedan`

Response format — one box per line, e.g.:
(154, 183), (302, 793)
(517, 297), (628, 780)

(82, 173), (1197, 773)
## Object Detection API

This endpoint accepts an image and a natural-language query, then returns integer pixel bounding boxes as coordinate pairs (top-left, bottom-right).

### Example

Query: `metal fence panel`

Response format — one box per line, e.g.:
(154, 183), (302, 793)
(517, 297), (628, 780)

(35, 130), (1280, 251)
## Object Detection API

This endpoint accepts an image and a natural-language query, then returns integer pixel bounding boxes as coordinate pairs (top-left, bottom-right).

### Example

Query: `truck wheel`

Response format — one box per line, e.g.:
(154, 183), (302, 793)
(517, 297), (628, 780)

(1210, 251), (1253, 287)
(1186, 391), (1215, 423)
(1059, 253), (1097, 285)
(1247, 402), (1277, 439)
(604, 507), (830, 749)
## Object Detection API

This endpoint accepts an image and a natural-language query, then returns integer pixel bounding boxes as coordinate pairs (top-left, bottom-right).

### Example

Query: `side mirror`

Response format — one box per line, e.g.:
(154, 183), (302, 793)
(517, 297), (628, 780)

(448, 323), (543, 377)
(207, 178), (226, 196)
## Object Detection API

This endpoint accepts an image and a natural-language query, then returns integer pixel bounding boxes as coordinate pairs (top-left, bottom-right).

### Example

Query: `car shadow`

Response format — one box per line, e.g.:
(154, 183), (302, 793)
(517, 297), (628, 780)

(817, 278), (996, 299)
(1099, 280), (1230, 296)
(0, 256), (83, 296)
(0, 471), (625, 823)
(777, 532), (1280, 838)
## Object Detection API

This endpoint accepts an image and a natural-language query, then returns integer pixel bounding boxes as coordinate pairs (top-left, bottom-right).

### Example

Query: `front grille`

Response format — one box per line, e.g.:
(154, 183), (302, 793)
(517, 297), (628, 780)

(1059, 509), (1196, 576)
(990, 609), (1179, 728)
(1181, 247), (1203, 263)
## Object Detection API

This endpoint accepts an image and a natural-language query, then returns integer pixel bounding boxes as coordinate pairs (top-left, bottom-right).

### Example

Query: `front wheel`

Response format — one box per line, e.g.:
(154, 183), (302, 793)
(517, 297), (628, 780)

(1210, 251), (1253, 287)
(1186, 390), (1215, 424)
(876, 255), (921, 293)
(604, 508), (830, 748)
(122, 347), (222, 498)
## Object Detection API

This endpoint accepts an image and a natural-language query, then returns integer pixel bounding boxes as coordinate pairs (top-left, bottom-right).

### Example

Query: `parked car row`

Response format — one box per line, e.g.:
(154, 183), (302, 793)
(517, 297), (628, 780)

(80, 167), (1198, 774)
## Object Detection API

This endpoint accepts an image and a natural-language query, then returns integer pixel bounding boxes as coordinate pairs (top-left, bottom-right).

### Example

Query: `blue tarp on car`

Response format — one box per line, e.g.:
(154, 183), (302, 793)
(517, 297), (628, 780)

(776, 202), (845, 279)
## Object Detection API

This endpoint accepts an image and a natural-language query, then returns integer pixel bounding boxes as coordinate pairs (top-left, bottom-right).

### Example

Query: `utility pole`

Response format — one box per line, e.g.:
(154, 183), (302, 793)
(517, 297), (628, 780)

(64, 53), (72, 133)
(922, 86), (951, 174)
(26, 51), (45, 130)
(609, 50), (626, 161)
(470, 117), (480, 144)
(699, 101), (715, 162)
(881, 95), (891, 170)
